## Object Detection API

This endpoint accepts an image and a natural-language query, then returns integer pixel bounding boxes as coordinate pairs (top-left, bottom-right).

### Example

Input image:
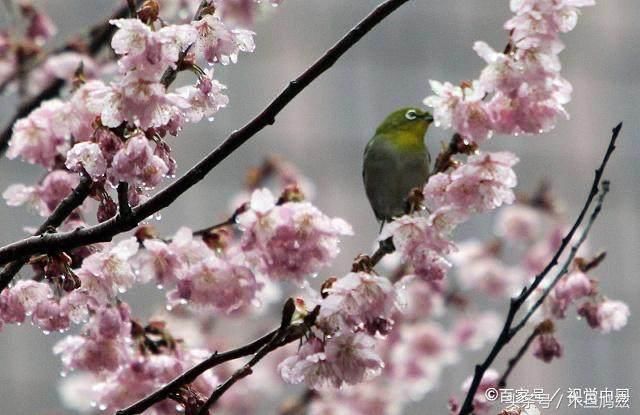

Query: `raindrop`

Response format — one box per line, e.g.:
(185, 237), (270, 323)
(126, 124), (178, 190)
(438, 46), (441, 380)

(166, 305), (173, 311)
(154, 212), (162, 221)
(118, 287), (126, 294)
(43, 330), (51, 335)
(98, 404), (107, 411)
(176, 404), (185, 412)
(156, 284), (164, 290)
(90, 401), (97, 408)
(207, 117), (215, 122)
(60, 371), (67, 378)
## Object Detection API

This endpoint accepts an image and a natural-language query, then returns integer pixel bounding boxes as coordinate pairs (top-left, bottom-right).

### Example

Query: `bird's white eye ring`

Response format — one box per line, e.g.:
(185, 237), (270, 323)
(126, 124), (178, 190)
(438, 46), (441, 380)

(405, 109), (418, 120)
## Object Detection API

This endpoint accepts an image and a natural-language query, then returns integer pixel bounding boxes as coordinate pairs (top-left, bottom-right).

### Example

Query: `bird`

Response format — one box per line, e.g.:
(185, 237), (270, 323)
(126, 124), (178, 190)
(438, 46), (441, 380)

(362, 107), (433, 230)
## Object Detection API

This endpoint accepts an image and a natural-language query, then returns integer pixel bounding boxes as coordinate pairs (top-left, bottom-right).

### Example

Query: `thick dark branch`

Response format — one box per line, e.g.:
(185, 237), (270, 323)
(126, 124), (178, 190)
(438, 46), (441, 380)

(0, 2), (137, 156)
(457, 123), (621, 415)
(0, 175), (92, 289)
(117, 182), (132, 219)
(0, 0), (413, 267)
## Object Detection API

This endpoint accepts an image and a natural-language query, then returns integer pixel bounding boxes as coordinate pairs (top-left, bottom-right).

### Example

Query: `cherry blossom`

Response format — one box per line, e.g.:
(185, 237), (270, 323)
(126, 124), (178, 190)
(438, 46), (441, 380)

(238, 188), (353, 284)
(192, 13), (255, 65)
(169, 255), (259, 313)
(595, 299), (630, 333)
(320, 271), (397, 335)
(65, 142), (107, 180)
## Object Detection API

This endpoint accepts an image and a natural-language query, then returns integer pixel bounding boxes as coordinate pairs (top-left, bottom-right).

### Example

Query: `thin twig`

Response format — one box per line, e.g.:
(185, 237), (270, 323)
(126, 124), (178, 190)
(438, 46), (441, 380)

(196, 299), (297, 415)
(498, 325), (543, 388)
(509, 182), (610, 336)
(0, 0), (414, 272)
(0, 175), (92, 288)
(456, 122), (621, 415)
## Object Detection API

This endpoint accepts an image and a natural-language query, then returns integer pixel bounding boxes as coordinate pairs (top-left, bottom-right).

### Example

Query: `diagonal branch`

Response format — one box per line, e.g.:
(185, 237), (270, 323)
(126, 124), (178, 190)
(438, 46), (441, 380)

(0, 0), (414, 276)
(456, 122), (621, 415)
(0, 175), (93, 288)
(116, 300), (318, 415)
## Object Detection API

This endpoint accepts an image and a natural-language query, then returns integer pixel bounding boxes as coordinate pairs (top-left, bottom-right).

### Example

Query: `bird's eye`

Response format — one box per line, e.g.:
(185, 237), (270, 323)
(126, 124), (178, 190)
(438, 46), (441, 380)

(405, 109), (418, 120)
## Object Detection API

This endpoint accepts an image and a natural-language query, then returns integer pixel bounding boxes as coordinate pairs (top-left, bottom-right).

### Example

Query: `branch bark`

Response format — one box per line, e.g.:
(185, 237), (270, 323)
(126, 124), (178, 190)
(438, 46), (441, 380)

(0, 175), (92, 288)
(0, 0), (413, 274)
(456, 122), (621, 415)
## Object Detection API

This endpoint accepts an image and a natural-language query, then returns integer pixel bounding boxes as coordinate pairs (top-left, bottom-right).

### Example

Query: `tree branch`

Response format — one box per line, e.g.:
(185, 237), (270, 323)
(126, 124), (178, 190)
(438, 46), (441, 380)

(0, 0), (413, 270)
(456, 122), (621, 415)
(0, 175), (92, 289)
(498, 325), (543, 388)
(116, 300), (318, 415)
(196, 299), (297, 415)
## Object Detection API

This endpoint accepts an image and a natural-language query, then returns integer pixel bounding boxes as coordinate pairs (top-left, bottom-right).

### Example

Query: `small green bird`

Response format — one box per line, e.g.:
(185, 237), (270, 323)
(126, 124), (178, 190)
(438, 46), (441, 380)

(363, 107), (433, 228)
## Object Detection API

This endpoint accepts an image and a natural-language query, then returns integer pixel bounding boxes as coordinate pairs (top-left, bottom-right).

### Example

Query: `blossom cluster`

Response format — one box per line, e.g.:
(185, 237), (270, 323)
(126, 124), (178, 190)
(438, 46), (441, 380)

(5, 1), (256, 218)
(424, 0), (595, 144)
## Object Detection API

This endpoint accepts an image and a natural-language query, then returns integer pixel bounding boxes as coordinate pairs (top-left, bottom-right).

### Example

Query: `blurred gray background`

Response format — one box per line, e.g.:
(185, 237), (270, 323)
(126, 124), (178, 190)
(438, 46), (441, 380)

(0, 0), (637, 413)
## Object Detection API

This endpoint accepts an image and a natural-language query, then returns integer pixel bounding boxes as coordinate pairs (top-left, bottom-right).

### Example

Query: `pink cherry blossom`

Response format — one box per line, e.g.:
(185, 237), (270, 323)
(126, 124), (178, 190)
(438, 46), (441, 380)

(548, 271), (593, 318)
(28, 52), (99, 96)
(133, 239), (186, 286)
(596, 299), (630, 333)
(495, 204), (542, 241)
(79, 238), (139, 296)
(238, 188), (352, 284)
(65, 142), (107, 180)
(110, 18), (197, 79)
(324, 331), (384, 385)
(192, 13), (255, 64)
(279, 336), (339, 389)
(32, 299), (71, 333)
(424, 151), (519, 215)
(380, 213), (455, 282)
(7, 99), (70, 168)
(320, 271), (397, 335)
(170, 256), (259, 313)
(110, 133), (169, 188)
(457, 257), (525, 298)
(452, 312), (502, 350)
(177, 69), (229, 122)
(424, 0), (594, 140)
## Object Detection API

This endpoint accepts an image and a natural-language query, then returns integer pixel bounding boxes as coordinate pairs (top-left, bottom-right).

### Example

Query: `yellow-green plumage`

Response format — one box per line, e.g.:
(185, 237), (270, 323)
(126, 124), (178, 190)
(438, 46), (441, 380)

(363, 107), (433, 225)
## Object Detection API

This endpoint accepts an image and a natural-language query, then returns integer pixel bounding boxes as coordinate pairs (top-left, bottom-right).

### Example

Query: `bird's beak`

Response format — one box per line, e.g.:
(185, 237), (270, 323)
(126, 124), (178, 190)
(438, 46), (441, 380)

(421, 113), (434, 123)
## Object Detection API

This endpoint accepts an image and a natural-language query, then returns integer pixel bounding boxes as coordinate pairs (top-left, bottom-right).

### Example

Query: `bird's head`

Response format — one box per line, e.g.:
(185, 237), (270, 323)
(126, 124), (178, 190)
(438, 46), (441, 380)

(375, 107), (433, 137)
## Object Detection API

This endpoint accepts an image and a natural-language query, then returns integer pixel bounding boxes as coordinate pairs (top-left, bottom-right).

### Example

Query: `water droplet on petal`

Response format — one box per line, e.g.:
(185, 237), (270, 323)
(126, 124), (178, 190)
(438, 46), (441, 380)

(156, 284), (164, 290)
